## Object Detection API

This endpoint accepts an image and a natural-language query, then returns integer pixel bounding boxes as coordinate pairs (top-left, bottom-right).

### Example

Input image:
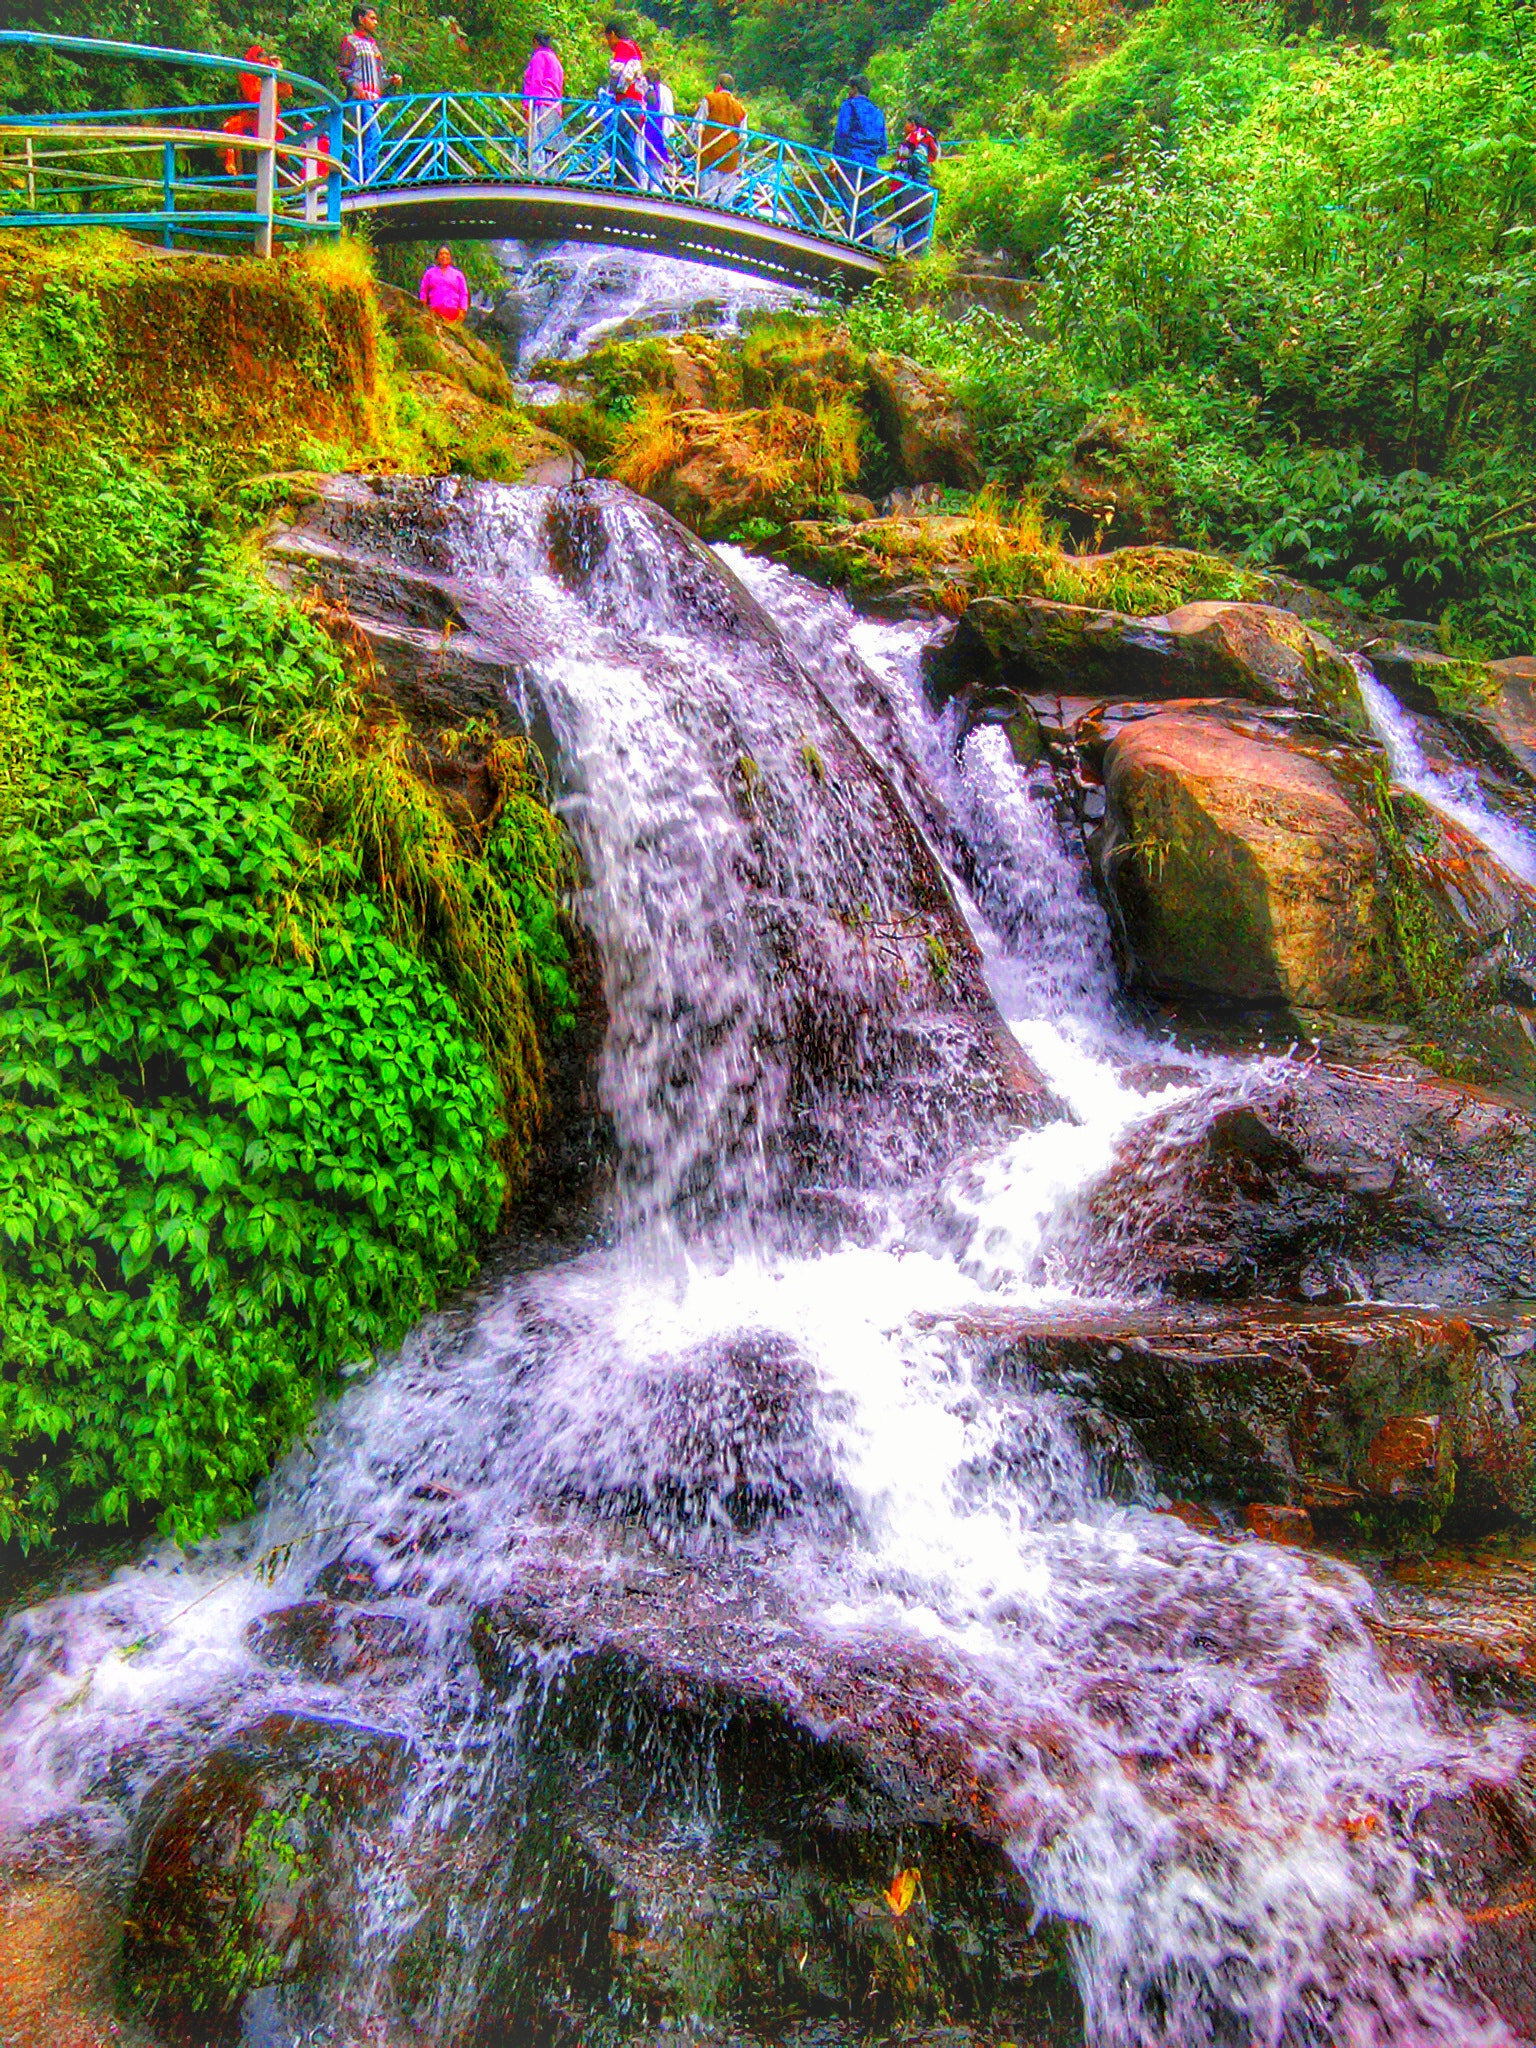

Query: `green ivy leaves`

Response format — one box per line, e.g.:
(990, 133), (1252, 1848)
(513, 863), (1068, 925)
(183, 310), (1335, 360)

(0, 707), (504, 1549)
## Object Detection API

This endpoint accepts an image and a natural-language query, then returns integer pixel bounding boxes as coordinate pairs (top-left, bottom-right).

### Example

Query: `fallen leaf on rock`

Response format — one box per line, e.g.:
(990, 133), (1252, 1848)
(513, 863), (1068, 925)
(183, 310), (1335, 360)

(885, 1867), (921, 1916)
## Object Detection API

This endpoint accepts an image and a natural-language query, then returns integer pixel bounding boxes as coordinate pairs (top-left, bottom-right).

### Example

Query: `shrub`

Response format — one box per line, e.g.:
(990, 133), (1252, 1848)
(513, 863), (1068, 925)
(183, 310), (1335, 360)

(0, 531), (573, 1549)
(937, 137), (1085, 269)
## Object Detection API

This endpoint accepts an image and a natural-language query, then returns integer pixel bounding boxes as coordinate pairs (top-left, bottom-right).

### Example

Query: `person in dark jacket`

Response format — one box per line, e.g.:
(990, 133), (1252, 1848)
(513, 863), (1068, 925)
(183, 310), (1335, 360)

(338, 5), (401, 185)
(832, 77), (886, 243)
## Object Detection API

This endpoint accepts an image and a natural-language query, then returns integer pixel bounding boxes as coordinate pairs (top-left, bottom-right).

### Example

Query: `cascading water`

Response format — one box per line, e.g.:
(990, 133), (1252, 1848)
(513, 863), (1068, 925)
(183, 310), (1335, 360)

(0, 482), (1530, 2047)
(494, 241), (812, 373)
(1356, 658), (1536, 886)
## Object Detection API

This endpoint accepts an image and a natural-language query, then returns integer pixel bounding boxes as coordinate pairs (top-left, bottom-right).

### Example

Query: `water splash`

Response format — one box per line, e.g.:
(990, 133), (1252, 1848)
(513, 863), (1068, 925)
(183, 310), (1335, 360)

(0, 486), (1527, 2048)
(1356, 658), (1536, 886)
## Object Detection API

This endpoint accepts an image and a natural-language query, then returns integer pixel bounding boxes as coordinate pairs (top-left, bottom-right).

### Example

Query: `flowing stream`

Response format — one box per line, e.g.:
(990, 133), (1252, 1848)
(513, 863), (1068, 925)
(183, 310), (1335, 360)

(495, 241), (810, 372)
(0, 489), (1529, 2046)
(1357, 664), (1536, 886)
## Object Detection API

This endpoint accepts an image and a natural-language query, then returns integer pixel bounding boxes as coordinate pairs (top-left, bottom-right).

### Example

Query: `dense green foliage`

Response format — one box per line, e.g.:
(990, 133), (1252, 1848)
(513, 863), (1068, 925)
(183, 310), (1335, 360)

(0, 257), (576, 1551)
(846, 0), (1536, 650)
(1, 0), (718, 118)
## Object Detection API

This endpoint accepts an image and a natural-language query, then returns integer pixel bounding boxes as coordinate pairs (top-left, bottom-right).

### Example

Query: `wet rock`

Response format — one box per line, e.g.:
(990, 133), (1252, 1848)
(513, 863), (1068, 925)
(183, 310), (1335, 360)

(926, 594), (1364, 726)
(1413, 1779), (1536, 2037)
(124, 1712), (413, 2020)
(950, 1298), (1536, 1526)
(533, 1330), (855, 1541)
(1365, 1533), (1536, 1713)
(1096, 709), (1389, 1008)
(1244, 1503), (1314, 1544)
(465, 1615), (1075, 2045)
(266, 473), (546, 749)
(244, 1600), (425, 1681)
(865, 352), (985, 492)
(1, 1880), (150, 2048)
(1357, 1413), (1448, 1506)
(1083, 1063), (1536, 1308)
(1481, 657), (1536, 785)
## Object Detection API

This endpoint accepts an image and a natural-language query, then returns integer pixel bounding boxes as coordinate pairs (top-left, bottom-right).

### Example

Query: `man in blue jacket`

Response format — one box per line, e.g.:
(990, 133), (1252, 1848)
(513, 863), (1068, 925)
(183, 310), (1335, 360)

(832, 76), (885, 243)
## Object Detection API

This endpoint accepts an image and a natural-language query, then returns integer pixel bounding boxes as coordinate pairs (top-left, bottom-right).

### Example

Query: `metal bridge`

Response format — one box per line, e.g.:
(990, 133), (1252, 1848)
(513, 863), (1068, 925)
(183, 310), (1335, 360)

(0, 33), (934, 290)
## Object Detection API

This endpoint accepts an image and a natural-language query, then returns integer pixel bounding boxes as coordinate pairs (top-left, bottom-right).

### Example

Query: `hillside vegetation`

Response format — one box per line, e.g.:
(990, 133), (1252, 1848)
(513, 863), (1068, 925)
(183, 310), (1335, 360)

(0, 233), (574, 1550)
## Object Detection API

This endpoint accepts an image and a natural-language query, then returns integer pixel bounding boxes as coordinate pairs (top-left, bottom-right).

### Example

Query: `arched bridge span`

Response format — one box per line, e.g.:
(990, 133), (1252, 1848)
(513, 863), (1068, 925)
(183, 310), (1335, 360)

(0, 35), (928, 289)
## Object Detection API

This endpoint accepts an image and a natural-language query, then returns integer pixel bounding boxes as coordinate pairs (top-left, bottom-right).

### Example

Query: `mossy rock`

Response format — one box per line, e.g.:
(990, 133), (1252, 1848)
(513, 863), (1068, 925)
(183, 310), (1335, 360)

(124, 1713), (413, 2018)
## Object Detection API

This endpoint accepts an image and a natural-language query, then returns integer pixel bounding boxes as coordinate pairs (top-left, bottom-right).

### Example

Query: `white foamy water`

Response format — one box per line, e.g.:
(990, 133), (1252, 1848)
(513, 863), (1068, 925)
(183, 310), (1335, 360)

(502, 240), (813, 370)
(0, 489), (1528, 2047)
(1358, 662), (1536, 885)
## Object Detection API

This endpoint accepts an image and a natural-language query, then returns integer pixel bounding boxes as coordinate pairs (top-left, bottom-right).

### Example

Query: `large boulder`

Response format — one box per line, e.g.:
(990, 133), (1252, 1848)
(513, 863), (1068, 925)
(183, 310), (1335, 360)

(865, 352), (985, 492)
(1078, 1061), (1536, 1306)
(1096, 709), (1389, 1008)
(463, 1615), (1069, 2044)
(928, 595), (1365, 725)
(124, 1713), (413, 2020)
(946, 1300), (1536, 1530)
(1470, 657), (1536, 787)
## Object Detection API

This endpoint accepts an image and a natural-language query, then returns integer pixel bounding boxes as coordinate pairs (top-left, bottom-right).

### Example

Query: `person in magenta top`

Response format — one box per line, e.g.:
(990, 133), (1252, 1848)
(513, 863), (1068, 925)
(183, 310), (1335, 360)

(522, 31), (564, 171)
(522, 31), (563, 102)
(419, 246), (470, 322)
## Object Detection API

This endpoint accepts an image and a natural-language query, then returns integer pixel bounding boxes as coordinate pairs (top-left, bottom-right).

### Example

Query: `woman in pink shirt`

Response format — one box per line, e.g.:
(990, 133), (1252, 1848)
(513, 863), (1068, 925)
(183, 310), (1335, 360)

(522, 32), (564, 172)
(419, 246), (470, 323)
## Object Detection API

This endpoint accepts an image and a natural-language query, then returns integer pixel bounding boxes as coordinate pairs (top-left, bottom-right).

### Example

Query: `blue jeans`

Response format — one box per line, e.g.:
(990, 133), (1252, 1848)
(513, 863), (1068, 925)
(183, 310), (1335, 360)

(610, 101), (642, 187)
(351, 101), (380, 185)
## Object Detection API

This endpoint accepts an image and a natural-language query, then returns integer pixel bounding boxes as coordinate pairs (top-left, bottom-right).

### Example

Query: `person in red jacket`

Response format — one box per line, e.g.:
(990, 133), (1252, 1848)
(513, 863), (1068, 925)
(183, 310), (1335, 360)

(602, 21), (645, 186)
(221, 44), (289, 178)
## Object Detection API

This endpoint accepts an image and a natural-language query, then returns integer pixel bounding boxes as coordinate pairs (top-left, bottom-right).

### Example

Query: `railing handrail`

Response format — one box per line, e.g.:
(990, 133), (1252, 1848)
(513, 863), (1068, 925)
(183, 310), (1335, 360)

(0, 29), (338, 109)
(354, 90), (937, 195)
(0, 53), (935, 273)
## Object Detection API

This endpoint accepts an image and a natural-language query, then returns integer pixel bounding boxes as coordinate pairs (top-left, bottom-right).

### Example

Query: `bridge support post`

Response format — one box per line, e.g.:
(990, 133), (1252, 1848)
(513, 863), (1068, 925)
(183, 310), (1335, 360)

(327, 105), (343, 226)
(253, 70), (277, 257)
(161, 138), (175, 248)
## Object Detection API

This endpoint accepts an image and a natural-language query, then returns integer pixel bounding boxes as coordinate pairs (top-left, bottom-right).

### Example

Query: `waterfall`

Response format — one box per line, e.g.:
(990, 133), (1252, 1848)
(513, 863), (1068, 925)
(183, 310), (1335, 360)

(495, 241), (811, 372)
(1356, 658), (1536, 886)
(0, 482), (1526, 2048)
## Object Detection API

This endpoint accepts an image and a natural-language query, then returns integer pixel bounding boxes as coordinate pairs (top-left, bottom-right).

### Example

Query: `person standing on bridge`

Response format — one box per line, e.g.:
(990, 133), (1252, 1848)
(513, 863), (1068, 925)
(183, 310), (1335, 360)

(522, 32), (563, 175)
(693, 72), (745, 205)
(832, 76), (885, 243)
(419, 245), (470, 322)
(642, 65), (674, 192)
(893, 115), (939, 253)
(602, 22), (646, 188)
(338, 5), (401, 187)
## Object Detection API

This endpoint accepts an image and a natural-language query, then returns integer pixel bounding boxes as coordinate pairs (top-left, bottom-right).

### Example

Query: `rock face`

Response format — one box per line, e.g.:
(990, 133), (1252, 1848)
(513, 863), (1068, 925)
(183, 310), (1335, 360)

(950, 1300), (1536, 1528)
(864, 351), (985, 492)
(124, 1713), (413, 2018)
(929, 595), (1364, 724)
(1080, 1062), (1536, 1306)
(450, 1539), (1092, 2048)
(1096, 708), (1388, 1007)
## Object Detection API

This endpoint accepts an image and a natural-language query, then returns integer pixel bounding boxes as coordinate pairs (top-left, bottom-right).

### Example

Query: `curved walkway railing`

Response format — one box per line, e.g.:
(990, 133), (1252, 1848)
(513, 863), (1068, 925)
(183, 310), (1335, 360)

(0, 33), (934, 263)
(345, 93), (935, 258)
(0, 33), (342, 254)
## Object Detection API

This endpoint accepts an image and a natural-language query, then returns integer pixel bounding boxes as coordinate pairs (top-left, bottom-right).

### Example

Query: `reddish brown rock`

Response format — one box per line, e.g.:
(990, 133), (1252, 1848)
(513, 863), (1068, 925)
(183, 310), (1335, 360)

(1158, 1500), (1222, 1535)
(1097, 710), (1388, 1007)
(124, 1713), (413, 2019)
(1357, 1413), (1447, 1504)
(865, 351), (985, 492)
(1244, 1503), (1314, 1545)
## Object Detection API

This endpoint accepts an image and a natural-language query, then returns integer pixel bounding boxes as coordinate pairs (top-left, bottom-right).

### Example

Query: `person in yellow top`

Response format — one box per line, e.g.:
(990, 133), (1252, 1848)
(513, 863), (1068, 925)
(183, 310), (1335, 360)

(693, 72), (746, 203)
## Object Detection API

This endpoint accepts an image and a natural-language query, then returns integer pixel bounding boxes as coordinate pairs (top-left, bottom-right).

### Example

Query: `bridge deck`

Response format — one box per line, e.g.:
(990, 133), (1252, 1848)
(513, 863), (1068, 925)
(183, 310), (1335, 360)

(345, 183), (885, 293)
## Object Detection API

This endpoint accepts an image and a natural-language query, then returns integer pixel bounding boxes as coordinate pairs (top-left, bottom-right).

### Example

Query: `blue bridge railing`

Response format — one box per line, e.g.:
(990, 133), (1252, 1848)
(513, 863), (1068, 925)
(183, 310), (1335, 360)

(342, 92), (936, 257)
(0, 33), (935, 261)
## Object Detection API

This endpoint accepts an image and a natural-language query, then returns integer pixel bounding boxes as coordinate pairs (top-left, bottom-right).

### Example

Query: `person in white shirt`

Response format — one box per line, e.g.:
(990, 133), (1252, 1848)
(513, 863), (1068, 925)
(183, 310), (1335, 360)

(642, 65), (674, 192)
